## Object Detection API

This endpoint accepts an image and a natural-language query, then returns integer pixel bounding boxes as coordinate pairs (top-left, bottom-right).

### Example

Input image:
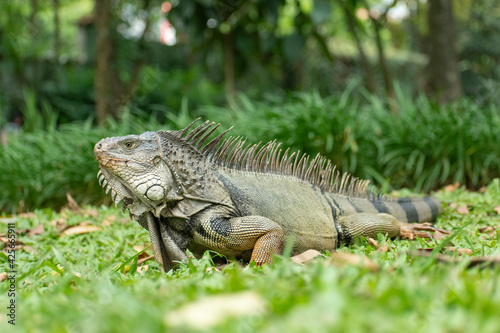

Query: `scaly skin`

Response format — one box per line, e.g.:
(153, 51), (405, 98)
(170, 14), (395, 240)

(94, 120), (443, 271)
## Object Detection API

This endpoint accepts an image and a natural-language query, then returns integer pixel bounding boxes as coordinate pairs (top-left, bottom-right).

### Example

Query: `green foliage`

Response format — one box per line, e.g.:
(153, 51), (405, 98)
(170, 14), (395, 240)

(201, 88), (500, 191)
(1, 183), (499, 332)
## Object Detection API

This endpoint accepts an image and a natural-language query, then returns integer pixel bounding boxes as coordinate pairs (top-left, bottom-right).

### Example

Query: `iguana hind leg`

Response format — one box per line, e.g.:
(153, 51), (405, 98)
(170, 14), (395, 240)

(194, 215), (284, 266)
(337, 213), (401, 245)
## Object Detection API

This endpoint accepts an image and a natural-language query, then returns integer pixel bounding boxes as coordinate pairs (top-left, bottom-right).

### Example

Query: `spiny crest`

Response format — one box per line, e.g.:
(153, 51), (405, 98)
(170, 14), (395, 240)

(170, 119), (380, 199)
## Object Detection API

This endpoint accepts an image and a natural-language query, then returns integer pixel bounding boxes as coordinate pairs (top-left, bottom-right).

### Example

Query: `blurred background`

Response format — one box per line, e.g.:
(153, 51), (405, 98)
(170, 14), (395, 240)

(1, 0), (499, 212)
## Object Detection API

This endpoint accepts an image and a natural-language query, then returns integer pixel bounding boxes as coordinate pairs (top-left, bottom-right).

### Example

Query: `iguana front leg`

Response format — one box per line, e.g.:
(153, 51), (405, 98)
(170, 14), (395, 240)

(194, 215), (284, 265)
(143, 212), (188, 271)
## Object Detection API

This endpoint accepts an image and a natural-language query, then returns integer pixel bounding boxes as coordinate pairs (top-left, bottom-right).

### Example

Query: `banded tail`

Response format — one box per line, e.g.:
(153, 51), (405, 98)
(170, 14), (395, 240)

(328, 195), (442, 223)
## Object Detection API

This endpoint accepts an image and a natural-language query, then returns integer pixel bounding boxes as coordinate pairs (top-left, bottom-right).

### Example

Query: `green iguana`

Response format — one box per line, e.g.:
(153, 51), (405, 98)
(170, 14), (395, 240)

(94, 119), (443, 272)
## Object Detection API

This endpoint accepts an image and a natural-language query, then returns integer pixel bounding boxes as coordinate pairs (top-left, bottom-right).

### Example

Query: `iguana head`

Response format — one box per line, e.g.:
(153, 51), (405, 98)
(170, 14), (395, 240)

(94, 120), (233, 219)
(94, 131), (178, 213)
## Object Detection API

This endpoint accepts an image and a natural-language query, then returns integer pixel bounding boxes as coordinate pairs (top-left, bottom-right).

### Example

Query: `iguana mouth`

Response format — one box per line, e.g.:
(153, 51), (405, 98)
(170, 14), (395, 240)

(97, 167), (135, 207)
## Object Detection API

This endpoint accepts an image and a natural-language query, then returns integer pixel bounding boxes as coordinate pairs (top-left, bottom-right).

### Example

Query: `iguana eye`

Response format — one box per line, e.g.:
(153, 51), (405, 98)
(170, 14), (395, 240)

(153, 156), (161, 166)
(124, 141), (136, 149)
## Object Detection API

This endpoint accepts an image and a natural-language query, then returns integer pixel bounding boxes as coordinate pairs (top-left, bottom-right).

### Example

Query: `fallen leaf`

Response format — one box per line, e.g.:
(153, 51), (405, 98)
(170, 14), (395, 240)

(61, 225), (102, 237)
(83, 209), (99, 218)
(0, 217), (17, 224)
(479, 186), (487, 193)
(479, 226), (495, 233)
(205, 266), (221, 273)
(102, 215), (117, 227)
(0, 272), (7, 282)
(133, 244), (151, 252)
(457, 248), (473, 255)
(328, 252), (380, 272)
(51, 218), (69, 232)
(137, 252), (153, 262)
(72, 271), (82, 278)
(433, 230), (445, 240)
(457, 206), (470, 215)
(0, 237), (25, 246)
(137, 265), (149, 274)
(494, 206), (500, 215)
(445, 247), (473, 255)
(21, 246), (39, 254)
(18, 212), (36, 219)
(28, 222), (45, 237)
(79, 220), (94, 226)
(444, 183), (460, 192)
(367, 237), (381, 248)
(291, 249), (324, 265)
(399, 222), (452, 241)
(367, 238), (389, 254)
(66, 193), (81, 211)
(164, 291), (266, 329)
(449, 202), (458, 209)
(118, 218), (130, 225)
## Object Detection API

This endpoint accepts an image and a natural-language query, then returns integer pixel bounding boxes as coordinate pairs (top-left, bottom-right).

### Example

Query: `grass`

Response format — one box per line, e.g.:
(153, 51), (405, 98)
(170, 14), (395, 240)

(1, 180), (499, 332)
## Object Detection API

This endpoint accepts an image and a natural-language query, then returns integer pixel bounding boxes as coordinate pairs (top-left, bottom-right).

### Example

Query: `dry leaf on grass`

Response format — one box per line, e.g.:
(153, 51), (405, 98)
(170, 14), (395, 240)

(0, 272), (8, 282)
(432, 230), (445, 240)
(494, 206), (500, 215)
(0, 237), (39, 254)
(367, 238), (389, 254)
(17, 212), (36, 219)
(61, 225), (102, 237)
(291, 249), (324, 265)
(66, 193), (81, 211)
(51, 218), (69, 232)
(444, 247), (473, 255)
(399, 222), (452, 240)
(479, 226), (495, 233)
(137, 265), (149, 274)
(28, 222), (45, 237)
(101, 215), (116, 227)
(0, 237), (25, 246)
(457, 206), (470, 215)
(82, 209), (99, 218)
(328, 252), (380, 272)
(164, 291), (266, 329)
(137, 255), (154, 265)
(444, 183), (460, 192)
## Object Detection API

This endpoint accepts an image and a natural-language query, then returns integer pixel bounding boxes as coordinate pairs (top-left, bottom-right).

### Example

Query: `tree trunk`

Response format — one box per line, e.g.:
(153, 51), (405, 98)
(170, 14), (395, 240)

(372, 18), (394, 101)
(224, 32), (235, 102)
(426, 0), (461, 103)
(53, 0), (61, 60)
(343, 5), (376, 94)
(94, 0), (114, 125)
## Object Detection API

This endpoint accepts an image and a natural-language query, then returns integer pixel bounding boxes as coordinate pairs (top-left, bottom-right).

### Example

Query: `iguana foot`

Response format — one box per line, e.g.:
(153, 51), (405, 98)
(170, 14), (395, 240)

(399, 222), (452, 240)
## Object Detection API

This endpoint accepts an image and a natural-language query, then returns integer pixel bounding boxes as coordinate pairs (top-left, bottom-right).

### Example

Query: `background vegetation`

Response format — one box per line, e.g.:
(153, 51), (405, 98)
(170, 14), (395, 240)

(1, 1), (500, 332)
(2, 1), (500, 213)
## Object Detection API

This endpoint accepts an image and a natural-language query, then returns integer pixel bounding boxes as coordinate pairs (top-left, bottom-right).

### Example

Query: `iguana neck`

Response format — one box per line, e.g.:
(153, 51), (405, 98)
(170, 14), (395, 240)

(158, 151), (233, 218)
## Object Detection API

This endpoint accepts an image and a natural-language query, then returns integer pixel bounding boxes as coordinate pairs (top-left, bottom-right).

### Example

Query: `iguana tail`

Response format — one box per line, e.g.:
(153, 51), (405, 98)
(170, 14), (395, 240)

(333, 195), (442, 223)
(376, 196), (442, 223)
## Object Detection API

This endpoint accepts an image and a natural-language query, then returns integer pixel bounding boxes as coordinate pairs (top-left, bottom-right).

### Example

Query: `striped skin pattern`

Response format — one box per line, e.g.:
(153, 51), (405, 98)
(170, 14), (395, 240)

(94, 119), (442, 271)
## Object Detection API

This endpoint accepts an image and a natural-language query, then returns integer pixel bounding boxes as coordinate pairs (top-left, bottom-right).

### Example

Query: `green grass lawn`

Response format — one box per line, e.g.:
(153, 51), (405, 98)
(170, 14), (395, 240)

(1, 181), (500, 333)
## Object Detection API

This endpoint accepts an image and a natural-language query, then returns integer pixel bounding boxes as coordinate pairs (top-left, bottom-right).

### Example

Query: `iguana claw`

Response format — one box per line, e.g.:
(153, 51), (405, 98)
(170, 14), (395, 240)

(399, 222), (452, 240)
